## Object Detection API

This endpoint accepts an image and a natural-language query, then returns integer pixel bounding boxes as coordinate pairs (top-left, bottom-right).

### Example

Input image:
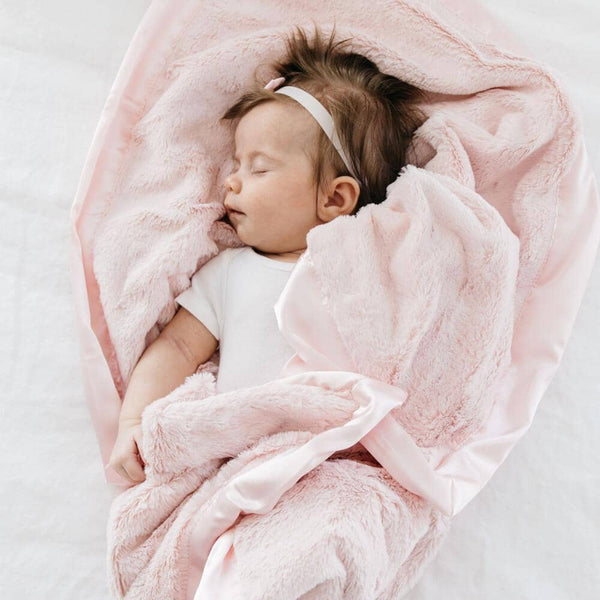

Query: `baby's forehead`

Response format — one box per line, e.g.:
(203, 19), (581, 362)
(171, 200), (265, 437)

(232, 148), (281, 164)
(234, 101), (317, 157)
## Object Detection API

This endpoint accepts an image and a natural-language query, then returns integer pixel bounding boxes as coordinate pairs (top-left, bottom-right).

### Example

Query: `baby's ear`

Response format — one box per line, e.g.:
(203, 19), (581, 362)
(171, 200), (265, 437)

(319, 176), (360, 219)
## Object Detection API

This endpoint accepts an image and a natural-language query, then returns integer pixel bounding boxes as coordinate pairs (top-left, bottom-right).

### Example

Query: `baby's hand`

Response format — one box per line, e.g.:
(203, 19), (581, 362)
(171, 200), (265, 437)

(108, 418), (146, 484)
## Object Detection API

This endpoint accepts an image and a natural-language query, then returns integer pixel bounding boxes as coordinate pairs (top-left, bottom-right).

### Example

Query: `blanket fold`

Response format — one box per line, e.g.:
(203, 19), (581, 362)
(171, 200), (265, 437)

(65, 0), (599, 598)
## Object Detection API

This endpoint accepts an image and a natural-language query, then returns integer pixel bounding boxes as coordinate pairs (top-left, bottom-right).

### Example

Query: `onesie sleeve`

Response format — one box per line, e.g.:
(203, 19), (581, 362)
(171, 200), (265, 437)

(174, 252), (226, 341)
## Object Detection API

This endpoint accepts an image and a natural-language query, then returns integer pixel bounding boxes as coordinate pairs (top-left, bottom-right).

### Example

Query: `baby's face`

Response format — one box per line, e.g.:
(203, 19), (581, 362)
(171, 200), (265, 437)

(223, 101), (324, 254)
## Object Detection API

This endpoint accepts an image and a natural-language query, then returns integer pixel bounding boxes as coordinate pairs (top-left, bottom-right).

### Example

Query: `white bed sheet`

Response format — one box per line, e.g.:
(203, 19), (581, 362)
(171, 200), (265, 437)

(0, 1), (597, 598)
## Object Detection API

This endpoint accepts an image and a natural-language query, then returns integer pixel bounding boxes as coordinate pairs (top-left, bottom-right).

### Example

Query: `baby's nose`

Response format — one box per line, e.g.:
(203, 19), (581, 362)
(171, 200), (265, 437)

(225, 174), (239, 192)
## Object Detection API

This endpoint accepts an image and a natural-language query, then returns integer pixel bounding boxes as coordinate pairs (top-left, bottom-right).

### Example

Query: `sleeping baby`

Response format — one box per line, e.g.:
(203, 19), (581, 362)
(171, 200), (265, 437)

(108, 23), (426, 485)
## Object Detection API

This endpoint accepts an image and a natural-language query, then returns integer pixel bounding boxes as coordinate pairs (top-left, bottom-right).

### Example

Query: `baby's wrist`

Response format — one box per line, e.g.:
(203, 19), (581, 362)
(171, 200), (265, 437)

(118, 414), (142, 429)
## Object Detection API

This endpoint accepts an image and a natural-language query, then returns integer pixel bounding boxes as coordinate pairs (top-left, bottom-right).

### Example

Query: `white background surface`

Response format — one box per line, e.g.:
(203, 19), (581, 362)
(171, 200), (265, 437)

(1, 1), (598, 598)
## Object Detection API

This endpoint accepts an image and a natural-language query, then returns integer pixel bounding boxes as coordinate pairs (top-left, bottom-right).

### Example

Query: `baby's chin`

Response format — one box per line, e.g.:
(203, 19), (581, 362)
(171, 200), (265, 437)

(217, 215), (289, 252)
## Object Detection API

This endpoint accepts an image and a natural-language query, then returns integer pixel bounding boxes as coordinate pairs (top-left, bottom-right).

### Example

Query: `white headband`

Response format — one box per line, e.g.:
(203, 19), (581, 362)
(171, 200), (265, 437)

(264, 76), (360, 182)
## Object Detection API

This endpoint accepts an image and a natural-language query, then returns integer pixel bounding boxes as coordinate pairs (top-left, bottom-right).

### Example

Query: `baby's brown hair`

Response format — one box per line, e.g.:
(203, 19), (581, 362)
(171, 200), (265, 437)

(221, 22), (427, 215)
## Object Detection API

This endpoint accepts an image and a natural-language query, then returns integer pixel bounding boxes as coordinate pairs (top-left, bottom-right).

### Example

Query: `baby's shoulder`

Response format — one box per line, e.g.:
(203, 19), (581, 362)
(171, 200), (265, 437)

(196, 246), (247, 274)
(216, 246), (248, 260)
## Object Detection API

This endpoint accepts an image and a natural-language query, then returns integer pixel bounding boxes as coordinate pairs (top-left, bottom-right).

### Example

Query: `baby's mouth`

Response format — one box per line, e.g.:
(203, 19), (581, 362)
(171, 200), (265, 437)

(222, 210), (243, 227)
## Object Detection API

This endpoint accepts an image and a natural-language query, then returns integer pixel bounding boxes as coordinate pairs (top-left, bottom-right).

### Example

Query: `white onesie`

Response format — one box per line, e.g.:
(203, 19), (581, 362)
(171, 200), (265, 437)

(174, 246), (297, 393)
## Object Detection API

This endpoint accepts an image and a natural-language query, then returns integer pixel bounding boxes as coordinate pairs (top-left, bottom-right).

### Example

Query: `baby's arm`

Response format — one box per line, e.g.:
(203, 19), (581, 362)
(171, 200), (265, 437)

(119, 306), (218, 421)
(108, 306), (218, 483)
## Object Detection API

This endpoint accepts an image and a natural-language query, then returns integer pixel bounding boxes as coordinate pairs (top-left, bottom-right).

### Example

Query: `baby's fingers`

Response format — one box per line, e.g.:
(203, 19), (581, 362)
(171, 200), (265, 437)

(121, 455), (146, 484)
(108, 423), (147, 484)
(131, 425), (145, 466)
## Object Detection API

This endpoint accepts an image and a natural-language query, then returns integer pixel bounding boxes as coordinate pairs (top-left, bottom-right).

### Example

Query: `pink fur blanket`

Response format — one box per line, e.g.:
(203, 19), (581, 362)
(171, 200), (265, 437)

(107, 163), (519, 598)
(68, 1), (599, 598)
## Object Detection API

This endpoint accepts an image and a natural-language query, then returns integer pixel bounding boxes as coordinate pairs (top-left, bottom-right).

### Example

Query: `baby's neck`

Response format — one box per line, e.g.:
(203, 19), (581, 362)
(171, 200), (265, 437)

(253, 248), (304, 263)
